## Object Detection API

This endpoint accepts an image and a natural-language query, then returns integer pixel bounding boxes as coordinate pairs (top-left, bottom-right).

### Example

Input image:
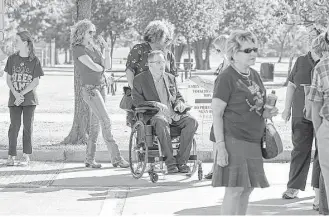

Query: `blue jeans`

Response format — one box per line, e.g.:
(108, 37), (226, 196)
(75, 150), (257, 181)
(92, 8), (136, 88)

(82, 85), (123, 164)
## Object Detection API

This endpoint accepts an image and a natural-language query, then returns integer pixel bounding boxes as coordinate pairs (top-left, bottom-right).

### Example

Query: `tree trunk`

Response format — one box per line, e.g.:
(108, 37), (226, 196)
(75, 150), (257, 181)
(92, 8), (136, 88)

(174, 44), (185, 69)
(64, 49), (68, 64)
(278, 26), (294, 63)
(187, 38), (191, 68)
(193, 38), (212, 70)
(204, 38), (213, 70)
(283, 54), (295, 86)
(62, 0), (93, 145)
(55, 48), (59, 65)
(109, 33), (116, 69)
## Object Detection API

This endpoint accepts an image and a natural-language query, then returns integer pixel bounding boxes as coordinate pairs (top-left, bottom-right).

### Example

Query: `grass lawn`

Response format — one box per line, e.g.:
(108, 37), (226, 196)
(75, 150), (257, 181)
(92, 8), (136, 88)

(0, 71), (295, 152)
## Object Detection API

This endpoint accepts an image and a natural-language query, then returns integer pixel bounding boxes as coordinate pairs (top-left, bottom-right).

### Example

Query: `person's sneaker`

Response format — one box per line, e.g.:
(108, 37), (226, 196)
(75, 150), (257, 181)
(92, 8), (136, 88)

(6, 155), (15, 166)
(85, 160), (102, 168)
(282, 188), (299, 199)
(113, 158), (129, 168)
(177, 164), (190, 173)
(167, 164), (179, 174)
(19, 154), (30, 166)
(204, 172), (213, 179)
(313, 203), (319, 211)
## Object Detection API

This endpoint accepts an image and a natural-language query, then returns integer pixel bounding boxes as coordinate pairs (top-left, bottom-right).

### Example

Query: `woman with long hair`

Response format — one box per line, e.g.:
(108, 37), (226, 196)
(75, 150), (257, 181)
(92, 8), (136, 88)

(5, 30), (44, 166)
(71, 19), (129, 168)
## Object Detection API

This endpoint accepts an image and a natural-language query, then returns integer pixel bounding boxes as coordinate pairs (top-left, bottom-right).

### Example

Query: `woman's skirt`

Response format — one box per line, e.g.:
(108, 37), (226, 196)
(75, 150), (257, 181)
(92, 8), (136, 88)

(212, 135), (269, 188)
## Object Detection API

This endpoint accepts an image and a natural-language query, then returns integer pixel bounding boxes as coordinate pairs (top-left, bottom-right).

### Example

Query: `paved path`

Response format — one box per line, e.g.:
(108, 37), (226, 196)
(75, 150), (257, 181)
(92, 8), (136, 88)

(0, 161), (319, 215)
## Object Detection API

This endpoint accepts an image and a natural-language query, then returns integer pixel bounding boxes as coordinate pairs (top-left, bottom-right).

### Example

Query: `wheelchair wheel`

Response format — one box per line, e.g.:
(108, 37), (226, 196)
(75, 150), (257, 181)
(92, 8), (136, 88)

(149, 172), (158, 183)
(129, 120), (148, 179)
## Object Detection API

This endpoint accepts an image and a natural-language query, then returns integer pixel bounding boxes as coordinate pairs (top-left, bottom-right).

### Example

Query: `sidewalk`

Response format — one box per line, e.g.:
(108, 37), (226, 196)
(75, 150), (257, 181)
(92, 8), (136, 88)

(0, 161), (319, 215)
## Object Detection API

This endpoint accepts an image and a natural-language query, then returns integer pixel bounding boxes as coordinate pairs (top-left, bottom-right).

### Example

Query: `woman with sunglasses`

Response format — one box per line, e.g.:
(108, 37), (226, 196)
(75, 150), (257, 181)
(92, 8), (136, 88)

(5, 30), (44, 166)
(124, 20), (176, 126)
(211, 30), (278, 215)
(71, 19), (129, 169)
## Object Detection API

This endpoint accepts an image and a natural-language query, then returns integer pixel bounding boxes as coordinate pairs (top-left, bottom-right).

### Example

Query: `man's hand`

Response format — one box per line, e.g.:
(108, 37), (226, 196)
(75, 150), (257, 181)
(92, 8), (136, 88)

(214, 141), (228, 167)
(154, 102), (169, 112)
(174, 101), (186, 113)
(281, 108), (291, 123)
(154, 102), (170, 118)
(263, 106), (279, 119)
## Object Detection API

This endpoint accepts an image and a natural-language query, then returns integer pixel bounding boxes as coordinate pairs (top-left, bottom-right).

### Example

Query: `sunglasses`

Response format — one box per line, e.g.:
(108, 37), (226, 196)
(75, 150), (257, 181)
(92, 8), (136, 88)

(88, 30), (96, 35)
(238, 47), (258, 54)
(216, 49), (221, 53)
(164, 37), (172, 44)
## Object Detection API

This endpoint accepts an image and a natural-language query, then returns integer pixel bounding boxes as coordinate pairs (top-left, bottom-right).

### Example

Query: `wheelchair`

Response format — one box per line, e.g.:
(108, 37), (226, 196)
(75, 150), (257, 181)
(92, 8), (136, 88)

(128, 105), (203, 183)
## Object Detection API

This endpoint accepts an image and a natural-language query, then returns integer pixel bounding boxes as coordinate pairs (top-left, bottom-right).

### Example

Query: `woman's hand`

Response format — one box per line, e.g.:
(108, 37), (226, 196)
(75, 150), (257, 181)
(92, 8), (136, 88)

(263, 106), (279, 119)
(281, 108), (291, 123)
(214, 141), (229, 167)
(13, 91), (24, 101)
(97, 36), (109, 50)
(13, 91), (24, 106)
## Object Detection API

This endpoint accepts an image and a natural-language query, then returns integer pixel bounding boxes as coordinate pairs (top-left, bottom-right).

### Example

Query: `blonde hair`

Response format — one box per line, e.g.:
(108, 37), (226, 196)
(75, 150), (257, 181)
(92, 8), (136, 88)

(70, 19), (95, 48)
(143, 20), (174, 43)
(226, 30), (257, 62)
(17, 31), (35, 61)
(213, 35), (229, 53)
(312, 33), (329, 58)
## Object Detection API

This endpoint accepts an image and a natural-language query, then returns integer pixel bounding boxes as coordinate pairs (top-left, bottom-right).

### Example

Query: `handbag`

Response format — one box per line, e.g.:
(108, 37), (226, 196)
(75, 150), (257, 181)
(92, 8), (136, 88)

(261, 120), (283, 159)
(119, 86), (133, 111)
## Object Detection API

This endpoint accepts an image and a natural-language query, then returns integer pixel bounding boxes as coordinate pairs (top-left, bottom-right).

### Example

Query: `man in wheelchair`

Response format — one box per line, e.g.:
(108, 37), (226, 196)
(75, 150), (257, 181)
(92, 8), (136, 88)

(132, 50), (199, 174)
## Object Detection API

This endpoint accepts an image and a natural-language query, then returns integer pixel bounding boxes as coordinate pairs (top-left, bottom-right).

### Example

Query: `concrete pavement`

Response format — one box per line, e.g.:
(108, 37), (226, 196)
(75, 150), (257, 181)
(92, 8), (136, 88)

(0, 160), (319, 215)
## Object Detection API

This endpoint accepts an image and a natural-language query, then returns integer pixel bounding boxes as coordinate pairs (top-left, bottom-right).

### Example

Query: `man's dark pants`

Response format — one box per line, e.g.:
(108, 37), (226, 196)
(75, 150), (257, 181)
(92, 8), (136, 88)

(8, 105), (36, 156)
(150, 115), (198, 166)
(288, 116), (320, 190)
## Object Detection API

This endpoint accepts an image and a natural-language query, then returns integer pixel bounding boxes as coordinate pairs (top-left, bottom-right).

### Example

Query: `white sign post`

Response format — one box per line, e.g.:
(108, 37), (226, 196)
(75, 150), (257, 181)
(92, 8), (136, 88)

(179, 79), (213, 147)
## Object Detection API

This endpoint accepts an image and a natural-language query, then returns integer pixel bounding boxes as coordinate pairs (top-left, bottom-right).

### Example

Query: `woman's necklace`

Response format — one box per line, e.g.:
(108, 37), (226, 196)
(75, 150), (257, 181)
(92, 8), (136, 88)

(232, 64), (252, 85)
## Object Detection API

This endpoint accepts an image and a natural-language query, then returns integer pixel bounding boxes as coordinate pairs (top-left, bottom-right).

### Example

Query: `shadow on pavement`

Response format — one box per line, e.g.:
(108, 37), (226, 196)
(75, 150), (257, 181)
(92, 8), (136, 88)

(175, 196), (317, 215)
(0, 169), (211, 202)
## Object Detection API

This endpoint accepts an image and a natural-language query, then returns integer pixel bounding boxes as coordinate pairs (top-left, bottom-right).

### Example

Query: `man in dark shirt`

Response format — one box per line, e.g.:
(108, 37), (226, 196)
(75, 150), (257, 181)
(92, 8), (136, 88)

(281, 49), (321, 203)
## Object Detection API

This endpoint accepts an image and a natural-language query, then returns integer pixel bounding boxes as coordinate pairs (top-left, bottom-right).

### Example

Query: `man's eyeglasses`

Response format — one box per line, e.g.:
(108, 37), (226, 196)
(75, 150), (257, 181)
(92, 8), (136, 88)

(238, 47), (258, 54)
(149, 61), (166, 65)
(216, 49), (221, 53)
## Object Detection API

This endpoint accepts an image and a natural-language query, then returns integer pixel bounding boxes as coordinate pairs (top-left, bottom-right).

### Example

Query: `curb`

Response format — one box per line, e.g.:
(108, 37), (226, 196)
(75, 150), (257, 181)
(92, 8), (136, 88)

(0, 149), (316, 163)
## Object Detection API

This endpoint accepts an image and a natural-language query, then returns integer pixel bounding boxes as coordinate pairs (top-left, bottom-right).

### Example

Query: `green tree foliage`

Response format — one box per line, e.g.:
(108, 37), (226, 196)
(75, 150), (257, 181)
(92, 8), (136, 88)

(91, 0), (134, 65)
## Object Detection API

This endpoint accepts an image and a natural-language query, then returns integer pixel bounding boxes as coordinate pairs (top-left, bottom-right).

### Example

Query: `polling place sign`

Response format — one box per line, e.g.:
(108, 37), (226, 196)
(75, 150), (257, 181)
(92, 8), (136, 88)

(185, 80), (213, 121)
